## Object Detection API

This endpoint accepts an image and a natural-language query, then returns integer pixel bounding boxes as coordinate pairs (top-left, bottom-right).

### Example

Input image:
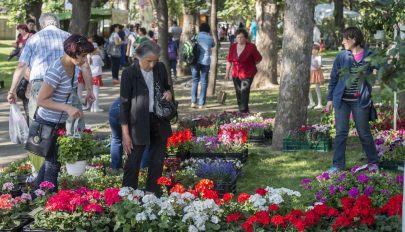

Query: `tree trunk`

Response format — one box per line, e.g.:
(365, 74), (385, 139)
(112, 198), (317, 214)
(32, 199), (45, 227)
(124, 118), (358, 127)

(25, 0), (43, 30)
(272, 0), (314, 150)
(69, 0), (92, 35)
(333, 0), (344, 48)
(251, 0), (278, 89)
(207, 0), (218, 96)
(153, 0), (171, 85)
(178, 12), (195, 76)
(88, 22), (99, 36)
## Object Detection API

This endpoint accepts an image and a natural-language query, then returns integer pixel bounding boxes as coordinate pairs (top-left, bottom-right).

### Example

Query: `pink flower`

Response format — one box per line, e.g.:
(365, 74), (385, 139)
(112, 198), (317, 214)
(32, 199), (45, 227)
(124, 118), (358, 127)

(2, 182), (14, 191)
(21, 193), (32, 201)
(83, 203), (103, 214)
(39, 181), (55, 190)
(34, 189), (45, 197)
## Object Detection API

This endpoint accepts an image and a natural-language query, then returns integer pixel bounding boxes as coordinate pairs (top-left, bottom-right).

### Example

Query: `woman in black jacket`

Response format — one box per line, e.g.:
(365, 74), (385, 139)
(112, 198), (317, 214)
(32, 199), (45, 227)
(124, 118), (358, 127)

(120, 40), (172, 194)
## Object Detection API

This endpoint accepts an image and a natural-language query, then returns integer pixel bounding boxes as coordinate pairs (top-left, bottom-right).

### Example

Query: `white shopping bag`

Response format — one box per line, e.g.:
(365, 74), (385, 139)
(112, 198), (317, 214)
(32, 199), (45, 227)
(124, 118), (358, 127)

(9, 104), (29, 144)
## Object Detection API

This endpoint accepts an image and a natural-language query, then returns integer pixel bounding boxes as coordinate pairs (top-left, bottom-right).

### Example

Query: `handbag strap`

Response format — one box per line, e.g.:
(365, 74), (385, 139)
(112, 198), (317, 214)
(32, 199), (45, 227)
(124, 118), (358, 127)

(34, 65), (76, 125)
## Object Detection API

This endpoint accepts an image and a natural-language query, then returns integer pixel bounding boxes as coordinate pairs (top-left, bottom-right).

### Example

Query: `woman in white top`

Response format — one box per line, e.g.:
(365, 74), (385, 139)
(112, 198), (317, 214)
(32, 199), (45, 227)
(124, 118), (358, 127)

(109, 24), (122, 85)
(88, 43), (104, 112)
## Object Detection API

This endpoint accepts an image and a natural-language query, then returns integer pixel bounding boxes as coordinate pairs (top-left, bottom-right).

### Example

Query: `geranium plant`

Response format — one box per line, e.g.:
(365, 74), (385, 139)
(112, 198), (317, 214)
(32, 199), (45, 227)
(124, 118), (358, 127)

(57, 128), (96, 164)
(166, 129), (193, 154)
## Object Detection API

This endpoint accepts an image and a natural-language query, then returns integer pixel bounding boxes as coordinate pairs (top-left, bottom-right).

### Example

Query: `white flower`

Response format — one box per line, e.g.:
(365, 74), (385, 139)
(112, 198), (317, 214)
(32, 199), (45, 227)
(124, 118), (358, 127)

(118, 187), (131, 197)
(188, 225), (199, 232)
(249, 194), (267, 210)
(135, 212), (147, 221)
(142, 194), (158, 204)
(211, 215), (219, 224)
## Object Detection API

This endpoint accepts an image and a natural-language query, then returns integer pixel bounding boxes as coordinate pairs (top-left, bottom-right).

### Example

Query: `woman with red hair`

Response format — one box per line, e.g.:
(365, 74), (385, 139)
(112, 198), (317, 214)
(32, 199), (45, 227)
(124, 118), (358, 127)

(8, 24), (32, 60)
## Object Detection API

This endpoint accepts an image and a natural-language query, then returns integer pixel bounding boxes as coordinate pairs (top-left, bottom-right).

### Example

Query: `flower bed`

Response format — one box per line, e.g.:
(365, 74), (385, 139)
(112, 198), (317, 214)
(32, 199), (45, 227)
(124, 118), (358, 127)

(283, 124), (332, 152)
(374, 129), (404, 171)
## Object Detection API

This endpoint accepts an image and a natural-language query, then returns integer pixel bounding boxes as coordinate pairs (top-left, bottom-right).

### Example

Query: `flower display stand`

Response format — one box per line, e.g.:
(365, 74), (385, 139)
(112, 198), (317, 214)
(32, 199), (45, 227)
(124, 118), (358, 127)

(379, 161), (404, 172)
(282, 138), (311, 152)
(65, 161), (87, 176)
(1, 218), (32, 232)
(189, 149), (248, 163)
(214, 176), (237, 197)
(311, 137), (332, 152)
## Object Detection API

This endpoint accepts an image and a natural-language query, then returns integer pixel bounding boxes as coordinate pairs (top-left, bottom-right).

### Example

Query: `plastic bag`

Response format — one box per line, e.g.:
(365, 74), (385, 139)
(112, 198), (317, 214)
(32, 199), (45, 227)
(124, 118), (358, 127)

(9, 104), (29, 144)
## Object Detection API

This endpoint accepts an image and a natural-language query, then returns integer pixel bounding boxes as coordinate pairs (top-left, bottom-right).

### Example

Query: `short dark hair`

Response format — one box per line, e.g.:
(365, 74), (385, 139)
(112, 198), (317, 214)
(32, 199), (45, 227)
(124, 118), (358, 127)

(148, 30), (154, 38)
(17, 24), (29, 32)
(109, 24), (119, 34)
(342, 27), (364, 47)
(235, 28), (249, 40)
(139, 27), (147, 35)
(64, 34), (94, 58)
(26, 19), (35, 24)
(199, 23), (210, 33)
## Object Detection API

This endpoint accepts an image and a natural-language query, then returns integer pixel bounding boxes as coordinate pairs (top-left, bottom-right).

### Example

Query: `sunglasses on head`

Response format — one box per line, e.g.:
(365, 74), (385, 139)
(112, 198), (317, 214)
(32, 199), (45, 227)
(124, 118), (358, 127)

(75, 37), (87, 44)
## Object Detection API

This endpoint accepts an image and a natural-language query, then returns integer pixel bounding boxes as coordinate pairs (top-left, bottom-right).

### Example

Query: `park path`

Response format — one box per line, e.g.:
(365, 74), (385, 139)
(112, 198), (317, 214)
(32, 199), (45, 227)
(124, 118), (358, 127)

(0, 42), (334, 168)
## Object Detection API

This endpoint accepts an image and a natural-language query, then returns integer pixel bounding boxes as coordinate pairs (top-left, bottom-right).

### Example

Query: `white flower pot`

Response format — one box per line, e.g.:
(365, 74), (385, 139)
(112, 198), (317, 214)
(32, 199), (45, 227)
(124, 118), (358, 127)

(66, 160), (87, 176)
(374, 30), (384, 40)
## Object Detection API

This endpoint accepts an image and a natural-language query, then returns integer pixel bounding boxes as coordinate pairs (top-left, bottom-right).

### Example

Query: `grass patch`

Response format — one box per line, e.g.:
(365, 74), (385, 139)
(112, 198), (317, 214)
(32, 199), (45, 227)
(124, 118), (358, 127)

(0, 40), (18, 91)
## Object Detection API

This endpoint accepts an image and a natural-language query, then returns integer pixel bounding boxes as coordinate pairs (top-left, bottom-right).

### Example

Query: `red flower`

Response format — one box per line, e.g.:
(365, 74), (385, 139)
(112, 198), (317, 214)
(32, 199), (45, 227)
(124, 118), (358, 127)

(222, 193), (233, 202)
(241, 221), (253, 232)
(0, 194), (13, 210)
(82, 128), (92, 134)
(83, 203), (103, 214)
(304, 210), (320, 226)
(292, 219), (306, 231)
(271, 215), (286, 227)
(268, 203), (280, 211)
(255, 211), (270, 225)
(170, 183), (185, 194)
(56, 128), (66, 137)
(201, 189), (218, 200)
(226, 212), (244, 223)
(327, 208), (339, 217)
(195, 179), (214, 193)
(313, 204), (329, 216)
(237, 193), (250, 203)
(340, 197), (355, 210)
(255, 188), (267, 196)
(104, 188), (120, 206)
(332, 213), (352, 231)
(157, 176), (172, 186)
(381, 194), (403, 216)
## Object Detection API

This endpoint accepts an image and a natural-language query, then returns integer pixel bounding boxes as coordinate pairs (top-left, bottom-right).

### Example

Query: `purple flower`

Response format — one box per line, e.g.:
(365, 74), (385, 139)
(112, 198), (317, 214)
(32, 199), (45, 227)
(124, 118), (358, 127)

(316, 191), (323, 200)
(374, 138), (385, 145)
(337, 173), (346, 182)
(357, 174), (369, 184)
(34, 189), (45, 197)
(39, 181), (55, 190)
(21, 193), (32, 201)
(364, 186), (374, 197)
(338, 185), (346, 193)
(348, 187), (359, 198)
(329, 185), (337, 195)
(320, 198), (327, 204)
(351, 165), (360, 173)
(380, 189), (391, 197)
(301, 178), (312, 190)
(316, 172), (330, 181)
(395, 175), (404, 186)
(2, 182), (14, 191)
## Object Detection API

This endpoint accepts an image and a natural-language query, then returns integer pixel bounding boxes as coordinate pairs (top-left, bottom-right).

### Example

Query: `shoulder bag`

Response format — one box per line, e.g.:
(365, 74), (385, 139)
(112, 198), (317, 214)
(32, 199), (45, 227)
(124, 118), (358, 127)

(153, 80), (178, 121)
(25, 69), (75, 157)
(107, 37), (121, 58)
(16, 77), (29, 100)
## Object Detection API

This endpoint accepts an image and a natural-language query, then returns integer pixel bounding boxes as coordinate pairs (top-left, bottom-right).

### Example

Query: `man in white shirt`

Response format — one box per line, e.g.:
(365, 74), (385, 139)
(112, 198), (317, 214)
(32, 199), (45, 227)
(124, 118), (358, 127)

(169, 20), (182, 48)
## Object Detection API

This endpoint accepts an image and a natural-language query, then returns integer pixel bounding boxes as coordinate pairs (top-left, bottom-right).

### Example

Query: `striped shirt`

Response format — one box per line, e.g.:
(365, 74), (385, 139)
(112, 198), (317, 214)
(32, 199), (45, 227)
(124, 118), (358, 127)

(19, 25), (70, 81)
(37, 59), (78, 123)
(342, 58), (363, 101)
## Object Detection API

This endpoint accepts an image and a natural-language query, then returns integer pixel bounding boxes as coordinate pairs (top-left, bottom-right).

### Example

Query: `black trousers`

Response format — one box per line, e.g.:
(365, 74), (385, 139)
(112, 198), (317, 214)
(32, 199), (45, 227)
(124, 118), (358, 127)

(111, 57), (121, 80)
(122, 113), (166, 194)
(232, 77), (253, 113)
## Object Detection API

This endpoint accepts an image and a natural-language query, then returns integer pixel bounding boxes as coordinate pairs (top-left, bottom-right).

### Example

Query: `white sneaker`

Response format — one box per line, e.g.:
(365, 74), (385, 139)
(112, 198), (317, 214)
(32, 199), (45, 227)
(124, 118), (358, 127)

(198, 105), (204, 109)
(314, 105), (323, 110)
(191, 103), (197, 108)
(307, 104), (315, 109)
(93, 107), (104, 112)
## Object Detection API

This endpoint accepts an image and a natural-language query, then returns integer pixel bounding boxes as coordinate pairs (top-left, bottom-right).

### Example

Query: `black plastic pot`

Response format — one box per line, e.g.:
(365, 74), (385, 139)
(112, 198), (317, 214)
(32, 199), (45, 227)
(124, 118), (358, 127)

(1, 218), (33, 232)
(189, 149), (248, 163)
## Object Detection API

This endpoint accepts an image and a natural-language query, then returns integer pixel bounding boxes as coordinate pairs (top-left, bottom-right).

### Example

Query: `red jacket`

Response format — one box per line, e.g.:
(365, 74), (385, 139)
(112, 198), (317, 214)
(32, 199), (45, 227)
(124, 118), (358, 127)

(227, 42), (262, 79)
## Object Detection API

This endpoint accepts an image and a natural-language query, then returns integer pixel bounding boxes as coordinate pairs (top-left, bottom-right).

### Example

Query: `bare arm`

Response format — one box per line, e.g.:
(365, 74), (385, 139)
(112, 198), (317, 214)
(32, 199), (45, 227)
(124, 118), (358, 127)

(79, 61), (96, 104)
(37, 83), (81, 118)
(225, 61), (232, 79)
(7, 62), (27, 103)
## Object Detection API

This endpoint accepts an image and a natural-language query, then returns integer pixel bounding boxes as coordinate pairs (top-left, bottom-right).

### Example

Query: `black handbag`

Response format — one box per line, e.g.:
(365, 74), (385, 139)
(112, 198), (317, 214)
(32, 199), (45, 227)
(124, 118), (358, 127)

(153, 81), (178, 121)
(369, 101), (378, 122)
(16, 78), (29, 100)
(24, 69), (75, 157)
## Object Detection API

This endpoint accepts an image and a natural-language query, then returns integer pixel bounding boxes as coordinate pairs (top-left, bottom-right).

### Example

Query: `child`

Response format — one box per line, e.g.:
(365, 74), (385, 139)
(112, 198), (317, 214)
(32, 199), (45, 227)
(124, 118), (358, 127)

(88, 42), (104, 112)
(168, 33), (178, 80)
(308, 43), (324, 110)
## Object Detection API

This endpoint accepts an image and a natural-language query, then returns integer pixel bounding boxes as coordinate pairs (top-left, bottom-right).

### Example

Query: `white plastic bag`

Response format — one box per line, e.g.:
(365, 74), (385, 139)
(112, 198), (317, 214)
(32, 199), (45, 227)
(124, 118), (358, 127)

(9, 104), (29, 144)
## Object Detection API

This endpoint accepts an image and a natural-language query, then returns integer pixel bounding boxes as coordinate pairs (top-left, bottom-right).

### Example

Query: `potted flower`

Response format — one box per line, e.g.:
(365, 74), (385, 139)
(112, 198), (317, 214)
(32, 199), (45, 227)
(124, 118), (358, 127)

(57, 128), (96, 176)
(0, 193), (33, 231)
(166, 128), (193, 159)
(374, 129), (405, 170)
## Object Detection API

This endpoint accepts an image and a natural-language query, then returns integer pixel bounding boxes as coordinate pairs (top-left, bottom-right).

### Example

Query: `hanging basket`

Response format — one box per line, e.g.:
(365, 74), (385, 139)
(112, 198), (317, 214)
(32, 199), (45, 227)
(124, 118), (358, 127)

(65, 160), (87, 176)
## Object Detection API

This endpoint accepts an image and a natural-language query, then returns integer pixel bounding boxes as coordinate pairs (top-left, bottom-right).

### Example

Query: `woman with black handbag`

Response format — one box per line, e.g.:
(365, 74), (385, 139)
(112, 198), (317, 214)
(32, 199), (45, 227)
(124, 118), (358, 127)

(32, 35), (94, 190)
(120, 40), (173, 195)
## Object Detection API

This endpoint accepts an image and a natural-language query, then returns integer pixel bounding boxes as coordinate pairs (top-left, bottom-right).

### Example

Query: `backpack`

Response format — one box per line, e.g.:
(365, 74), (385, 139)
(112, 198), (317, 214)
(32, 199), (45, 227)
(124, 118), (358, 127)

(182, 34), (199, 65)
(168, 41), (177, 60)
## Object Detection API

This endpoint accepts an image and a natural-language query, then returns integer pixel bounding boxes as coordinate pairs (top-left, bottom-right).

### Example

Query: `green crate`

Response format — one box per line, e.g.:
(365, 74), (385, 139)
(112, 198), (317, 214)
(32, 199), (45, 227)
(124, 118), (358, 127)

(282, 138), (311, 152)
(311, 137), (332, 152)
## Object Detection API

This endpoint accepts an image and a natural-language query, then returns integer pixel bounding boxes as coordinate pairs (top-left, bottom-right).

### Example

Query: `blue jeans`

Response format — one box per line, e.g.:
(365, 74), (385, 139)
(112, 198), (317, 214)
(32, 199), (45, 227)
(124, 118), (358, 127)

(170, 60), (177, 78)
(333, 100), (378, 169)
(109, 98), (150, 170)
(35, 116), (65, 192)
(191, 64), (210, 106)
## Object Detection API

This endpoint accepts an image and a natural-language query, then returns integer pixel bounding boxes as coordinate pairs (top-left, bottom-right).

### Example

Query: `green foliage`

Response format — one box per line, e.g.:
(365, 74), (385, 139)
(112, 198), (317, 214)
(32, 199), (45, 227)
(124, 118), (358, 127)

(57, 132), (97, 164)
(168, 0), (183, 18)
(42, 0), (64, 13)
(218, 0), (255, 21)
